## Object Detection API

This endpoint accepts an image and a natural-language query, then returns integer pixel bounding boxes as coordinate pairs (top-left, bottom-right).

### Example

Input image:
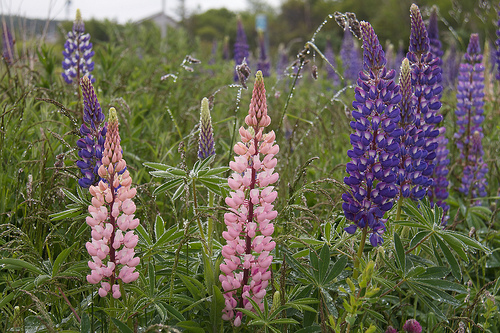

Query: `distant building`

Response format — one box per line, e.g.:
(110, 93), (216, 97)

(136, 12), (177, 38)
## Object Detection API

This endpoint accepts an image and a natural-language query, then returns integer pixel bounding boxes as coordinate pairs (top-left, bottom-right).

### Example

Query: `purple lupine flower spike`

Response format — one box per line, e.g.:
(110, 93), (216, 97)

(342, 21), (401, 247)
(234, 17), (250, 81)
(276, 43), (288, 79)
(256, 30), (270, 77)
(76, 76), (107, 188)
(443, 42), (459, 88)
(2, 22), (15, 65)
(62, 9), (95, 84)
(455, 34), (488, 202)
(324, 38), (339, 86)
(496, 5), (500, 81)
(425, 5), (449, 217)
(340, 27), (362, 83)
(406, 4), (443, 198)
(396, 58), (430, 201)
(198, 97), (215, 159)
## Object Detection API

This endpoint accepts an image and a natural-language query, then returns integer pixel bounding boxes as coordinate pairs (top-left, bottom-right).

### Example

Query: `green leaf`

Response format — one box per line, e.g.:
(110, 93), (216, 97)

(172, 182), (186, 200)
(412, 279), (467, 293)
(176, 321), (204, 333)
(34, 274), (51, 287)
(198, 166), (229, 177)
(61, 188), (83, 204)
(318, 244), (330, 283)
(164, 303), (186, 322)
(80, 313), (91, 333)
(198, 179), (228, 197)
(153, 178), (184, 196)
(143, 162), (171, 171)
(110, 318), (133, 333)
(394, 232), (406, 274)
(323, 255), (347, 285)
(435, 236), (461, 280)
(152, 226), (184, 250)
(409, 231), (429, 250)
(154, 215), (165, 239)
(49, 207), (83, 221)
(52, 243), (77, 276)
(269, 318), (300, 325)
(450, 232), (490, 253)
(0, 259), (44, 275)
(439, 233), (468, 262)
(135, 224), (152, 246)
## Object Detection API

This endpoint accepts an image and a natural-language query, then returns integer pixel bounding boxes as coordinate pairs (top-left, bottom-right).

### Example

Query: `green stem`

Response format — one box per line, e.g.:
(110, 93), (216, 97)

(192, 180), (208, 254)
(207, 192), (214, 255)
(354, 227), (368, 279)
(396, 197), (403, 222)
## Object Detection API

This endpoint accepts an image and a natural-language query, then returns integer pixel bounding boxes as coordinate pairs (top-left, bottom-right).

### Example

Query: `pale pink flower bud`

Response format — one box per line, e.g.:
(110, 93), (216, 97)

(112, 284), (121, 299)
(121, 199), (136, 215)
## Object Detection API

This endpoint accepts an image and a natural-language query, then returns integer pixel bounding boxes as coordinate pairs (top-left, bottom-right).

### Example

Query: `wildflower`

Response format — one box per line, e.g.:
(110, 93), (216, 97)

(454, 34), (488, 200)
(276, 43), (288, 79)
(340, 27), (362, 83)
(256, 30), (270, 77)
(396, 58), (431, 201)
(76, 76), (107, 188)
(219, 71), (279, 326)
(342, 21), (401, 247)
(324, 38), (339, 86)
(197, 97), (215, 159)
(403, 318), (422, 333)
(62, 9), (95, 84)
(496, 6), (500, 81)
(385, 326), (398, 333)
(234, 16), (250, 81)
(2, 22), (15, 64)
(406, 4), (443, 200)
(86, 107), (140, 297)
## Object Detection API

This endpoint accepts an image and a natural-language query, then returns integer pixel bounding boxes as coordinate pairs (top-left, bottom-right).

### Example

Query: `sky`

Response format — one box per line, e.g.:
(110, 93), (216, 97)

(0, 0), (280, 23)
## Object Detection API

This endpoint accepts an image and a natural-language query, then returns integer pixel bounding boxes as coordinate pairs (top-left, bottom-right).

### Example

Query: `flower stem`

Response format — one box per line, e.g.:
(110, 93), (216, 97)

(354, 227), (368, 279)
(192, 180), (208, 254)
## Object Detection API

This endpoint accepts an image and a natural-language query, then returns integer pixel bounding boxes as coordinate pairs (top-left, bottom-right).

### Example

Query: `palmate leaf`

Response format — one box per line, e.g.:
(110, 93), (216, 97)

(394, 232), (406, 274)
(153, 178), (183, 196)
(435, 236), (461, 280)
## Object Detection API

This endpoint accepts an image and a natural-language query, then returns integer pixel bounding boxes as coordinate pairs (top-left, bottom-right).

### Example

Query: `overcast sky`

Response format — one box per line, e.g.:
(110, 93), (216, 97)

(1, 0), (280, 23)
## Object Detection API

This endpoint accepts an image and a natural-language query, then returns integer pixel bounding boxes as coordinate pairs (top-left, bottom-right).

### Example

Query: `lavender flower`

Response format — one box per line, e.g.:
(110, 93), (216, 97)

(62, 9), (95, 84)
(234, 17), (250, 81)
(340, 28), (362, 83)
(2, 22), (14, 65)
(342, 21), (401, 247)
(385, 327), (398, 333)
(403, 319), (422, 333)
(198, 97), (215, 159)
(76, 76), (107, 188)
(256, 31), (270, 77)
(455, 34), (488, 200)
(324, 39), (339, 86)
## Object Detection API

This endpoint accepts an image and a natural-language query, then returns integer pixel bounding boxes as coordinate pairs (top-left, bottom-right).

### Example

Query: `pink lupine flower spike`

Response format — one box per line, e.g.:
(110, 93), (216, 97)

(85, 107), (140, 298)
(219, 71), (279, 326)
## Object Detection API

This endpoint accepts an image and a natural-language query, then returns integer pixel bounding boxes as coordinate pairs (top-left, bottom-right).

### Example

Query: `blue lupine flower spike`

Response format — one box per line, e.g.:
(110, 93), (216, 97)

(62, 9), (95, 84)
(342, 21), (402, 247)
(76, 76), (107, 188)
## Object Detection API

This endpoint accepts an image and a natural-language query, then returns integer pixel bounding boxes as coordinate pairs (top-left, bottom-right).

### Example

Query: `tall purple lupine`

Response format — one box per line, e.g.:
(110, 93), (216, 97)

(443, 42), (459, 88)
(496, 5), (500, 81)
(426, 5), (449, 216)
(406, 4), (443, 198)
(234, 17), (250, 81)
(2, 22), (14, 64)
(455, 34), (488, 201)
(324, 39), (339, 86)
(276, 43), (288, 79)
(256, 31), (270, 77)
(342, 21), (401, 247)
(76, 76), (107, 188)
(396, 58), (431, 201)
(340, 28), (362, 83)
(198, 97), (215, 159)
(62, 9), (95, 84)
